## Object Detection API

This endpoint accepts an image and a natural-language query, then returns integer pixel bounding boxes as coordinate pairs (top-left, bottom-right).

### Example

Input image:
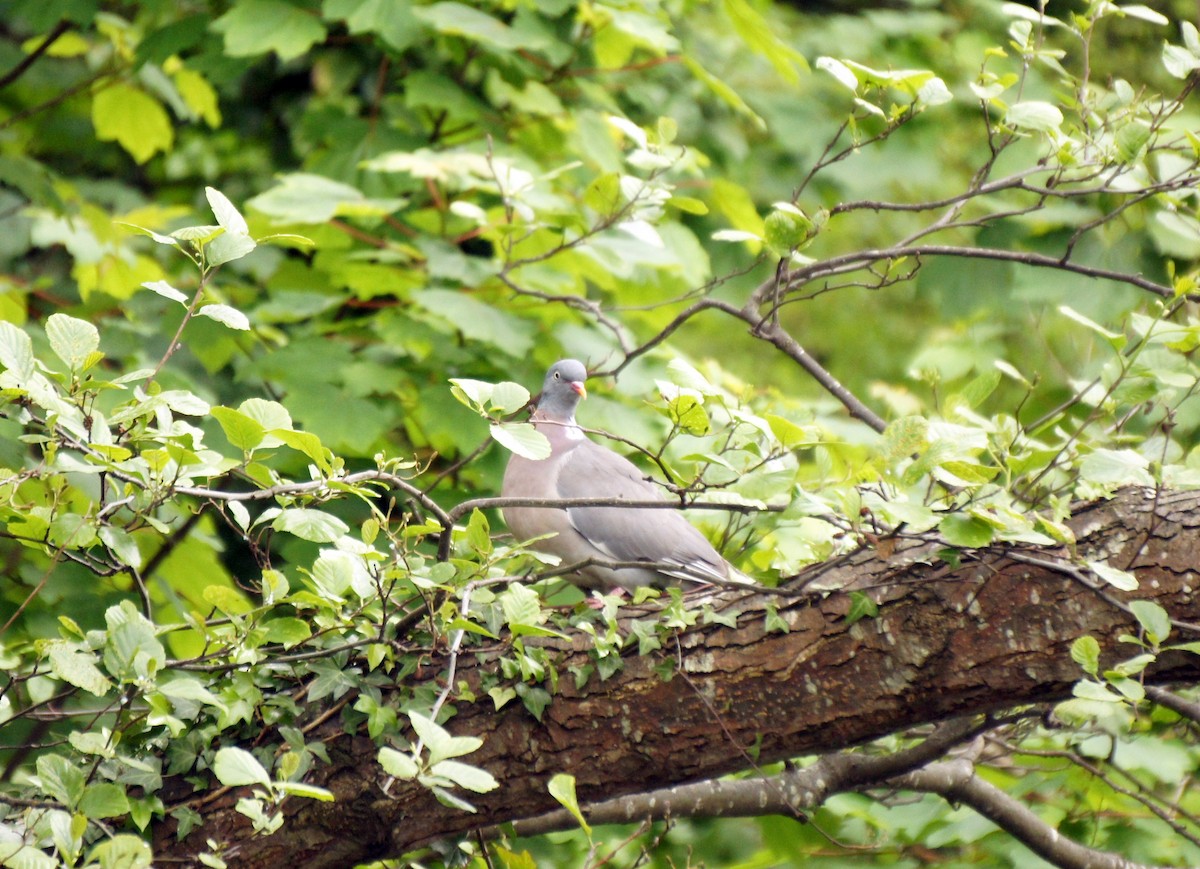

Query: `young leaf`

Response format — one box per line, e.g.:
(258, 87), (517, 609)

(1129, 599), (1171, 645)
(1087, 560), (1140, 592)
(46, 314), (100, 371)
(429, 759), (499, 793)
(197, 304), (251, 330)
(490, 423), (551, 460)
(1070, 635), (1101, 675)
(548, 773), (592, 837)
(212, 747), (271, 787)
(409, 711), (483, 765)
(378, 747), (420, 780)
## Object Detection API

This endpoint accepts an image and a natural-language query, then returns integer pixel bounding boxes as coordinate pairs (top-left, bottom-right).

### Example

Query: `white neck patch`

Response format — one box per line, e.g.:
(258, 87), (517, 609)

(564, 420), (584, 441)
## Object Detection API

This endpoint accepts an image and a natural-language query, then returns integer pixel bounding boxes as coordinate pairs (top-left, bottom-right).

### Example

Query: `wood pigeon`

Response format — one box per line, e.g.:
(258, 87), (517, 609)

(501, 359), (748, 591)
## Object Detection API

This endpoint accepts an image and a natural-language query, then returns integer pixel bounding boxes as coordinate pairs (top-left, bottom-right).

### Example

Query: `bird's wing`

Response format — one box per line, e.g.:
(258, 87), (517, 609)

(556, 440), (730, 583)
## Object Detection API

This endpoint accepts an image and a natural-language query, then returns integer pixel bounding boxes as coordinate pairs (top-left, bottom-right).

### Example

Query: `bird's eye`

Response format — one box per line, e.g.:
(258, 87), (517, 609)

(553, 372), (560, 379)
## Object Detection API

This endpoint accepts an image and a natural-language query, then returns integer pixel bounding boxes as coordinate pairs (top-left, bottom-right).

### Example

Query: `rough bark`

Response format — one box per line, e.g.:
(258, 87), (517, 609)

(152, 487), (1200, 867)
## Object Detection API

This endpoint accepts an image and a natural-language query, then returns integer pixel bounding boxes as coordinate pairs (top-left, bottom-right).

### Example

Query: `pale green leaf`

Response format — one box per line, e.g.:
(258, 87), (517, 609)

(378, 746), (420, 780)
(206, 186), (249, 235)
(0, 320), (35, 383)
(409, 711), (483, 765)
(429, 760), (499, 793)
(1005, 100), (1063, 132)
(45, 313), (99, 371)
(490, 422), (551, 460)
(1070, 635), (1101, 675)
(212, 747), (271, 787)
(548, 773), (592, 837)
(1129, 599), (1170, 644)
(92, 84), (173, 164)
(141, 280), (189, 304)
(273, 509), (349, 543)
(212, 0), (327, 60)
(204, 232), (257, 268)
(44, 640), (112, 697)
(197, 303), (251, 330)
(1087, 559), (1140, 592)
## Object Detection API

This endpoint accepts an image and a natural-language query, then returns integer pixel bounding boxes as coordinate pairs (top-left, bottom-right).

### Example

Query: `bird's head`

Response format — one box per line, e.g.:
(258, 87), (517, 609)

(538, 359), (588, 419)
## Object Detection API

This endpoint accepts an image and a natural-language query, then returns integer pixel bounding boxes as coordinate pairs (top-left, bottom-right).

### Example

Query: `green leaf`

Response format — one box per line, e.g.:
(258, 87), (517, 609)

(79, 782), (130, 818)
(409, 711), (483, 765)
(429, 759), (499, 793)
(103, 601), (166, 682)
(843, 591), (878, 626)
(722, 0), (807, 82)
(204, 233), (257, 269)
(248, 172), (404, 223)
(46, 313), (100, 371)
(44, 640), (112, 696)
(141, 279), (189, 303)
(938, 513), (994, 548)
(206, 186), (249, 235)
(1129, 599), (1171, 645)
(263, 617), (312, 648)
(36, 754), (85, 806)
(271, 429), (332, 472)
(211, 406), (266, 452)
(1005, 100), (1064, 132)
(212, 0), (328, 60)
(584, 172), (623, 217)
(666, 395), (710, 436)
(414, 290), (532, 357)
(212, 746), (271, 787)
(272, 781), (335, 801)
(88, 834), (152, 869)
(1070, 635), (1101, 675)
(1087, 559), (1140, 592)
(1079, 449), (1154, 487)
(413, 2), (543, 51)
(548, 773), (592, 837)
(378, 746), (420, 780)
(92, 84), (173, 164)
(273, 508), (349, 543)
(490, 422), (551, 460)
(0, 320), (35, 383)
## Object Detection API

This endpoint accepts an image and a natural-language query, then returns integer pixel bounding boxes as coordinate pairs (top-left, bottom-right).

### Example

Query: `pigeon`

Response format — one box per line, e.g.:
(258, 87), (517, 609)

(501, 359), (749, 592)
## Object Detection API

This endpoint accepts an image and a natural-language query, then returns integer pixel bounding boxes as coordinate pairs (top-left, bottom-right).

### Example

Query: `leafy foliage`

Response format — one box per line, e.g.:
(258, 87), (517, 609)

(3, 0), (1200, 866)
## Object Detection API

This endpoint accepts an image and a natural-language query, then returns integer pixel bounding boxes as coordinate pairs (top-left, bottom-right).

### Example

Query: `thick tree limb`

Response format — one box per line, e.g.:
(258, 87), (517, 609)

(151, 488), (1200, 867)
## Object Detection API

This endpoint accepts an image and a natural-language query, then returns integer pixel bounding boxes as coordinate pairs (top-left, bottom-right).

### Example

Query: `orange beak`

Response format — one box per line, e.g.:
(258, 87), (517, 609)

(570, 381), (587, 398)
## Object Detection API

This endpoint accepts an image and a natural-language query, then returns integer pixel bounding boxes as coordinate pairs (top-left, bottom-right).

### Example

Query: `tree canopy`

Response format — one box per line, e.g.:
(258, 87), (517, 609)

(4, 0), (1200, 866)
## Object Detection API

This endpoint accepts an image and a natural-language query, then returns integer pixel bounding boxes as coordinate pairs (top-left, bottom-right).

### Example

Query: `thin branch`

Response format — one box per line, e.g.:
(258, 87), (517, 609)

(895, 759), (1170, 869)
(0, 20), (72, 90)
(495, 716), (982, 838)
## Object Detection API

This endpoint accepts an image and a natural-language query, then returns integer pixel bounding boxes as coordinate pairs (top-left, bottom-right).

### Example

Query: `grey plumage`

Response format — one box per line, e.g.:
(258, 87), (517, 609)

(501, 359), (744, 591)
